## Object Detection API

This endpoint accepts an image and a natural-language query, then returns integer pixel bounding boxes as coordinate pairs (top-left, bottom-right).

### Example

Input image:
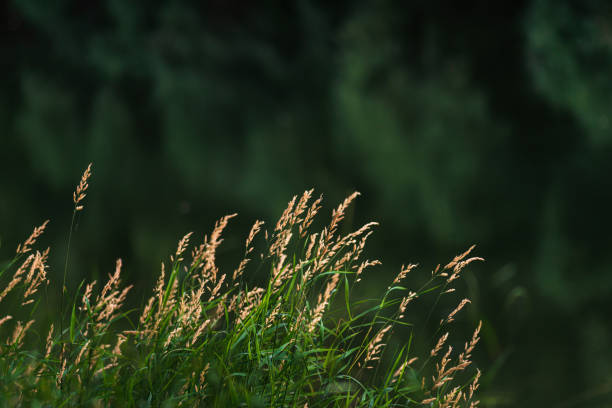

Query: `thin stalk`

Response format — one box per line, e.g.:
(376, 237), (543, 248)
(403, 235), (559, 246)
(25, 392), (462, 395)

(60, 209), (77, 342)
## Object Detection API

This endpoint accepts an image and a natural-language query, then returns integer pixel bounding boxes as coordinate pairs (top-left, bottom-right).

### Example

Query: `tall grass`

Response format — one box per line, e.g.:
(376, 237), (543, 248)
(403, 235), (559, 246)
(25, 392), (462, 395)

(0, 164), (483, 407)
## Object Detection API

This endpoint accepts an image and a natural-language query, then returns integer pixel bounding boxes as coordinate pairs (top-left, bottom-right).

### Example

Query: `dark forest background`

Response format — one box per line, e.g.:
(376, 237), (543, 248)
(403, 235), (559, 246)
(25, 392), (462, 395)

(1, 0), (612, 406)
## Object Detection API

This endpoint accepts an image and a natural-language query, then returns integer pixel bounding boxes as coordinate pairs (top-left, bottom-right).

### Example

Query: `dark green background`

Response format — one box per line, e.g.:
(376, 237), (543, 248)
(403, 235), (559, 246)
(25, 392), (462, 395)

(1, 0), (611, 405)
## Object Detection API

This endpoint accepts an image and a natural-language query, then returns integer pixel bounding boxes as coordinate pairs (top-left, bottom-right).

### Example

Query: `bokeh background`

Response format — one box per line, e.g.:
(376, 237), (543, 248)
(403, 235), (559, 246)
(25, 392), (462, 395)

(1, 0), (612, 406)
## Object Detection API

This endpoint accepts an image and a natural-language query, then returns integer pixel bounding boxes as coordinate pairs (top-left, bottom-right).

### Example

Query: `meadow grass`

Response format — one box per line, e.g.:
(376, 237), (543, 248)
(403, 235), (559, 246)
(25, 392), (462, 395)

(0, 164), (483, 407)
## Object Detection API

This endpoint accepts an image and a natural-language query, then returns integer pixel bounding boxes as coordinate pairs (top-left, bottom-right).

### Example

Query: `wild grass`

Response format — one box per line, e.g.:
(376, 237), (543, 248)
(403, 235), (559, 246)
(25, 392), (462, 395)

(0, 164), (483, 407)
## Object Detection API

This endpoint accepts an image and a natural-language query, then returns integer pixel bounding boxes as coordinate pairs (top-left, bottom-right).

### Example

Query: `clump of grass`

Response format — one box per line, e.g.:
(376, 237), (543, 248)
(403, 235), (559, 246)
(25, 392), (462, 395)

(0, 164), (484, 407)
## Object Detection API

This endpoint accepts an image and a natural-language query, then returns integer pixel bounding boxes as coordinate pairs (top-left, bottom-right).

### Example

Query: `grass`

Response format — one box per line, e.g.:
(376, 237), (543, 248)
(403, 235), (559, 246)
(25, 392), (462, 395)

(0, 164), (483, 407)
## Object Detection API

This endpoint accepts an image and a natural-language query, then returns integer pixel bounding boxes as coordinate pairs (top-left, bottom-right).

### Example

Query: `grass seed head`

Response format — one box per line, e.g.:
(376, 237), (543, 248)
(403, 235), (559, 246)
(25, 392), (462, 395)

(73, 163), (92, 211)
(16, 220), (49, 255)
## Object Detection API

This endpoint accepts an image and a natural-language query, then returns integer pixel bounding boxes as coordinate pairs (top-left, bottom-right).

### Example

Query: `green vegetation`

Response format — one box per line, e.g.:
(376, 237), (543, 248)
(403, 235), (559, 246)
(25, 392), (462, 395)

(5, 2), (612, 404)
(0, 166), (482, 407)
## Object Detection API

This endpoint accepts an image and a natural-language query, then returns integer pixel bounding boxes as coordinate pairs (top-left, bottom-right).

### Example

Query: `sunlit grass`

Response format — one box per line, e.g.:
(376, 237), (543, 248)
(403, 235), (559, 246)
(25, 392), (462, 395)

(0, 164), (483, 407)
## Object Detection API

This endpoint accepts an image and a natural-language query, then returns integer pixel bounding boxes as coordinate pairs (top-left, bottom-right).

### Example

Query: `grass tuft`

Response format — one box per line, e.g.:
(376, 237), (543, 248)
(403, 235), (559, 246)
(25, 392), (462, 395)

(0, 167), (483, 407)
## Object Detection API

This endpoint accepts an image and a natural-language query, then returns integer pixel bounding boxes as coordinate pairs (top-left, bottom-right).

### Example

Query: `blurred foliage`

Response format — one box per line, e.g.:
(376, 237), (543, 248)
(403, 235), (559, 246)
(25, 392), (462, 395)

(526, 0), (612, 146)
(1, 0), (612, 406)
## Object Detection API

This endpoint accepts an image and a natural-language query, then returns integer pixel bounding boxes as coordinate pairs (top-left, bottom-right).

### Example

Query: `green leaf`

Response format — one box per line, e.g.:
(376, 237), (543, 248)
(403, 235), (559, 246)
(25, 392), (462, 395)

(344, 275), (352, 320)
(70, 280), (85, 343)
(70, 302), (77, 343)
